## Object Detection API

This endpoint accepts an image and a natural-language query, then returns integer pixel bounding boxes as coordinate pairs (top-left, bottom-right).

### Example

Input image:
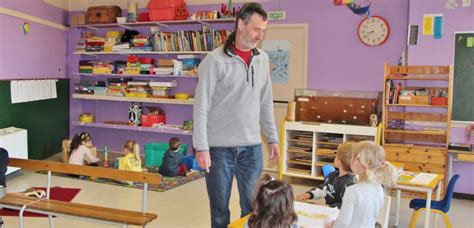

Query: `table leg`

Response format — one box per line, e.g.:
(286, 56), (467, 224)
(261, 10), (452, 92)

(424, 189), (432, 228)
(448, 153), (453, 181)
(433, 181), (442, 228)
(395, 188), (401, 227)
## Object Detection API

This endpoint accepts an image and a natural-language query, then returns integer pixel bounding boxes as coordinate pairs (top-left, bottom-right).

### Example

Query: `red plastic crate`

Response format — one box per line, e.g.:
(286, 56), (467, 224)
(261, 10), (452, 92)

(147, 0), (183, 21)
(431, 97), (448, 106)
(141, 114), (166, 127)
(148, 0), (182, 8)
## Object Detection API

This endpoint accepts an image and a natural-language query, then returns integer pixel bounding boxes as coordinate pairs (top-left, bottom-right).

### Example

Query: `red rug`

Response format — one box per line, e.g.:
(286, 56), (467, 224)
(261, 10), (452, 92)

(0, 187), (81, 217)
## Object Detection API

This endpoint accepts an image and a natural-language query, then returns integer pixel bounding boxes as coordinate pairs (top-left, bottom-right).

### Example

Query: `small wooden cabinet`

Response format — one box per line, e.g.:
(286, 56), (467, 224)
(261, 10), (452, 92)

(280, 121), (378, 180)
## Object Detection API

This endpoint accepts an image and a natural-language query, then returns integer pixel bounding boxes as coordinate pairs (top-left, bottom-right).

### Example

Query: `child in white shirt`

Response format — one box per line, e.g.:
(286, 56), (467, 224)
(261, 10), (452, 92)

(68, 132), (100, 166)
(329, 141), (399, 228)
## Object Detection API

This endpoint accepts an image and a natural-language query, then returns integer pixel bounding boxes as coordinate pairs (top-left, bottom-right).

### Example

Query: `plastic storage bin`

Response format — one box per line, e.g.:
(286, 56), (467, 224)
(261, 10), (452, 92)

(182, 155), (204, 171)
(147, 0), (183, 21)
(145, 142), (188, 167)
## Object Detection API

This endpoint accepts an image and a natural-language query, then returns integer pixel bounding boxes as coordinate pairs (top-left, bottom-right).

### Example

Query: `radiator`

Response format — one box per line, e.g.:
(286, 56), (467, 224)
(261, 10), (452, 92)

(0, 127), (28, 175)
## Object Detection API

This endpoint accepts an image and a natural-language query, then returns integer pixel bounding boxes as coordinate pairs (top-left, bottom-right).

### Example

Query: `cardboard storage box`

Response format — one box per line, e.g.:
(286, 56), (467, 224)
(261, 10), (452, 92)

(398, 95), (430, 105)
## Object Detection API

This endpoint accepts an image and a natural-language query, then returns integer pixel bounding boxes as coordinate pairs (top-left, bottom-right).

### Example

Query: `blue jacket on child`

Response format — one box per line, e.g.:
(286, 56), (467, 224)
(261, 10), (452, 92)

(159, 149), (182, 177)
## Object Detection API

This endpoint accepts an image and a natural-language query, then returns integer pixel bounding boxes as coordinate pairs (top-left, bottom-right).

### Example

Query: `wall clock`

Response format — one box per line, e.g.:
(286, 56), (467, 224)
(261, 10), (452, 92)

(357, 16), (390, 46)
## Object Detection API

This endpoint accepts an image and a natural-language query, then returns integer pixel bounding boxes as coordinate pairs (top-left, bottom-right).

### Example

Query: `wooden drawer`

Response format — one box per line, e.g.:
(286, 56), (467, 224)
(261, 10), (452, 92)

(384, 145), (446, 165)
(398, 161), (445, 174)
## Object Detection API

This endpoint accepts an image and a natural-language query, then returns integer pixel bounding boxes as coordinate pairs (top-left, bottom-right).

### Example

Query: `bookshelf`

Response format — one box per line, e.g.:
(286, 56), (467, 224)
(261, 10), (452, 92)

(72, 94), (194, 105)
(382, 63), (453, 193)
(70, 18), (235, 29)
(70, 18), (233, 153)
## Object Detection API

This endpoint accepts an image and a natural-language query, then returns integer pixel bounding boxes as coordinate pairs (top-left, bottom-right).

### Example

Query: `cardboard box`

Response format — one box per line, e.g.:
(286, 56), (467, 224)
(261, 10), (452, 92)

(157, 59), (174, 67)
(71, 13), (86, 25)
(398, 95), (430, 105)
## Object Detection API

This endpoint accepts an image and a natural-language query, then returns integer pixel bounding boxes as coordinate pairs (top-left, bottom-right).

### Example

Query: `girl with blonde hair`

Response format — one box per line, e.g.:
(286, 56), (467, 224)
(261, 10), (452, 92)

(330, 141), (399, 228)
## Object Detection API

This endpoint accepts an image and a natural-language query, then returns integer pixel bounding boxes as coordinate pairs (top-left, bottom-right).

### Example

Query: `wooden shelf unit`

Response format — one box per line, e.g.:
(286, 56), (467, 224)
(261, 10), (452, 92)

(382, 63), (453, 192)
(280, 121), (378, 181)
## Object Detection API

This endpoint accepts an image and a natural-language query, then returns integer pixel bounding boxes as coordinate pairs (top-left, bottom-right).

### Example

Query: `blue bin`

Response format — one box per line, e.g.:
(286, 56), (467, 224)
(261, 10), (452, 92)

(182, 155), (204, 171)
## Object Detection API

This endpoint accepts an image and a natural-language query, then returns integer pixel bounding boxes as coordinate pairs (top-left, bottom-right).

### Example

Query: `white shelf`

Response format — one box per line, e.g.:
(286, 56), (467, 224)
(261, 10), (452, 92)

(281, 121), (378, 181)
(74, 51), (210, 55)
(74, 73), (197, 78)
(72, 121), (192, 136)
(70, 18), (235, 29)
(72, 94), (194, 105)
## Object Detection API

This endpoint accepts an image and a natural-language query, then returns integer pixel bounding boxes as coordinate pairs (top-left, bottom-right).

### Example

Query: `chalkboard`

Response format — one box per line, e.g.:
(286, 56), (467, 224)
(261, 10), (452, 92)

(0, 79), (69, 159)
(452, 32), (474, 121)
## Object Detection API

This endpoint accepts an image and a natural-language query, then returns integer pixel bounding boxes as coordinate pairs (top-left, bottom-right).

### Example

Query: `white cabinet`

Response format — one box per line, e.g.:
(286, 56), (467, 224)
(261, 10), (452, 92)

(280, 121), (378, 180)
(0, 127), (28, 175)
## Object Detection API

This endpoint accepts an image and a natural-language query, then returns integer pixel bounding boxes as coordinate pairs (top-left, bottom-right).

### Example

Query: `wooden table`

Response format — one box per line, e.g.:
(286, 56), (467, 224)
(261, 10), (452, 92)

(394, 172), (444, 228)
(228, 201), (339, 228)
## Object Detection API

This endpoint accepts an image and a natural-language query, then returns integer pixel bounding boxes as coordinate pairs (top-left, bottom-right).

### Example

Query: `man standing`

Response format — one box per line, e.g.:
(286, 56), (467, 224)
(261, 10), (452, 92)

(193, 3), (279, 228)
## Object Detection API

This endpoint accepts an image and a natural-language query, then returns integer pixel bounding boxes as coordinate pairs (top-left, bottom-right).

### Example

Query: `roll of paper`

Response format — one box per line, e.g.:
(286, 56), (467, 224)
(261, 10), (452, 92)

(127, 1), (138, 22)
(287, 101), (296, 121)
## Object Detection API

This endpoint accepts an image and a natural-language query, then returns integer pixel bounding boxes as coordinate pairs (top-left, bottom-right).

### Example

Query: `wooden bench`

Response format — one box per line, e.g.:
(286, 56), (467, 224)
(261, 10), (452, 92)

(1, 158), (162, 228)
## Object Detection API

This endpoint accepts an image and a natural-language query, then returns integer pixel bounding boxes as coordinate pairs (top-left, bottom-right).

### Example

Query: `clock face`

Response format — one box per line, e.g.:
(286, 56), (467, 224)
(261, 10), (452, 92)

(357, 16), (390, 46)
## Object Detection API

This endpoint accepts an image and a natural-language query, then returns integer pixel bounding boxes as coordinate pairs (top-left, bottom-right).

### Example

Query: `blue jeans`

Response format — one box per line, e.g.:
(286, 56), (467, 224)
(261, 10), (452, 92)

(205, 144), (263, 228)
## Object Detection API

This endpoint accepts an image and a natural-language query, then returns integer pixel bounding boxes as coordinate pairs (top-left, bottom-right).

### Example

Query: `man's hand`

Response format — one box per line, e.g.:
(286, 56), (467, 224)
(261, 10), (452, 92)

(196, 150), (211, 173)
(268, 143), (280, 160)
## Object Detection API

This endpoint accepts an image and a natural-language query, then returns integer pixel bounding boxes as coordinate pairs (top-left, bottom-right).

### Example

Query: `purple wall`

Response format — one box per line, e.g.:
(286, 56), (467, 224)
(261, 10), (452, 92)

(0, 0), (68, 79)
(407, 0), (473, 65)
(407, 0), (474, 194)
(191, 0), (409, 91)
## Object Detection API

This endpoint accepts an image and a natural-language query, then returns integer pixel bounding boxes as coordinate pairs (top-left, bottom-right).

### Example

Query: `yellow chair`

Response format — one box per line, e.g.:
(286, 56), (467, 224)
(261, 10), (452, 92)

(408, 174), (459, 228)
(228, 215), (250, 228)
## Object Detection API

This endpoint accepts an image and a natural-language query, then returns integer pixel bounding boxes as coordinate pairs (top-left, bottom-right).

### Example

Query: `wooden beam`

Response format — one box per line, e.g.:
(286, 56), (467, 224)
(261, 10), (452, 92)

(8, 158), (161, 184)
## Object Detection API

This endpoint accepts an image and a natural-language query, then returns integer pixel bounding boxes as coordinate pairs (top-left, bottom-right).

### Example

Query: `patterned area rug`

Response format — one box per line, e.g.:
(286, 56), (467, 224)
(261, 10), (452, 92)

(36, 170), (205, 192)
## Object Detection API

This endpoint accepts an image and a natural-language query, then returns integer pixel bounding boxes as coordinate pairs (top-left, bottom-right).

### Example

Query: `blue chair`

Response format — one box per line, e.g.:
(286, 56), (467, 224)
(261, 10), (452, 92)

(321, 164), (336, 179)
(408, 174), (460, 228)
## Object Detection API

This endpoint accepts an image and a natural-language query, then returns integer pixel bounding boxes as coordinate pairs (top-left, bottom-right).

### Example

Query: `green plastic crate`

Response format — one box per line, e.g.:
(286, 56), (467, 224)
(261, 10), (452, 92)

(144, 142), (188, 167)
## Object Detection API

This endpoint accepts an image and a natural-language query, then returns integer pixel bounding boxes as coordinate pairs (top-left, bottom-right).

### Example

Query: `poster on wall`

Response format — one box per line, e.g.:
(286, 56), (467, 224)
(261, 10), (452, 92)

(408, 24), (419, 45)
(262, 40), (290, 84)
(423, 14), (443, 39)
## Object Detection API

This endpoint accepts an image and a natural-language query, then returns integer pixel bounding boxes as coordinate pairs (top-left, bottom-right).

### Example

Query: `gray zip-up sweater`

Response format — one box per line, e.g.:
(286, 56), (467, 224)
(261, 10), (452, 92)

(193, 46), (278, 151)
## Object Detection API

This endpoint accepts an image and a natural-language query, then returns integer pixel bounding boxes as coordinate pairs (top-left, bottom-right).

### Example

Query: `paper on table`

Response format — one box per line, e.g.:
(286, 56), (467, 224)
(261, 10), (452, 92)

(294, 201), (339, 227)
(409, 173), (438, 185)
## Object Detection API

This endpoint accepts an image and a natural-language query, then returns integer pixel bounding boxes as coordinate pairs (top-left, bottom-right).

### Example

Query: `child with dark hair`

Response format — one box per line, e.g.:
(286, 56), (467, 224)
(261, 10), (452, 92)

(68, 132), (99, 166)
(0, 147), (9, 227)
(159, 137), (186, 177)
(247, 174), (298, 228)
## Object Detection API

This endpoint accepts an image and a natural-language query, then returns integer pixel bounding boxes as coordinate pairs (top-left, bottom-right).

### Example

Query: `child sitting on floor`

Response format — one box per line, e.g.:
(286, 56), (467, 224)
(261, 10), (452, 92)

(296, 142), (356, 208)
(247, 174), (298, 228)
(329, 141), (399, 228)
(159, 137), (187, 177)
(119, 140), (142, 172)
(68, 132), (100, 166)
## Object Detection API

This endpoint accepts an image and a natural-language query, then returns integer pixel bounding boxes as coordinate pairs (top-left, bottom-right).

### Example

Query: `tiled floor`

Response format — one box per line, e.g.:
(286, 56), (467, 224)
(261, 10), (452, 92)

(2, 163), (474, 227)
